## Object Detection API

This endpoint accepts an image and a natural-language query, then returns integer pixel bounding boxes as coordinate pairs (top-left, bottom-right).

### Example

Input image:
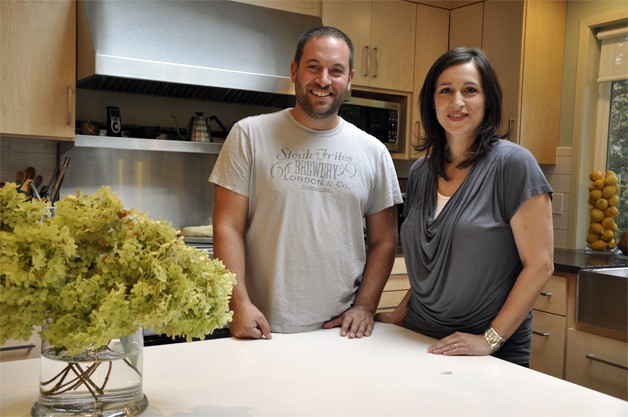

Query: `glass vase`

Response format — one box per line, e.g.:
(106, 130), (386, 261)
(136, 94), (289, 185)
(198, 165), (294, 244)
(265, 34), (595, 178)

(31, 327), (148, 417)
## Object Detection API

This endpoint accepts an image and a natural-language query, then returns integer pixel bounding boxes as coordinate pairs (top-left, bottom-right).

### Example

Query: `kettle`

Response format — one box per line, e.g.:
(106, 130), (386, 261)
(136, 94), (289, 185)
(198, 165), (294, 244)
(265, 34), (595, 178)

(172, 112), (213, 142)
(188, 112), (213, 142)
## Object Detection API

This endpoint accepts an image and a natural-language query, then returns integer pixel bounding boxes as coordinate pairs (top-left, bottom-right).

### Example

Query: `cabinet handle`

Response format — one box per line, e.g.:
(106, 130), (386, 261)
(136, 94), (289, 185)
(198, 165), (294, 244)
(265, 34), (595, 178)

(539, 291), (552, 297)
(586, 354), (628, 371)
(67, 86), (73, 126)
(0, 343), (36, 352)
(532, 330), (550, 337)
(372, 47), (378, 78)
(362, 46), (370, 77)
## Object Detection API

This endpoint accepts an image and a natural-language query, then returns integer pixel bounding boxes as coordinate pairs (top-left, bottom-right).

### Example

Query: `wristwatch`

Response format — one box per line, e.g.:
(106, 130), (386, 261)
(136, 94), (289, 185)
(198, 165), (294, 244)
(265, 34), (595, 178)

(483, 326), (506, 351)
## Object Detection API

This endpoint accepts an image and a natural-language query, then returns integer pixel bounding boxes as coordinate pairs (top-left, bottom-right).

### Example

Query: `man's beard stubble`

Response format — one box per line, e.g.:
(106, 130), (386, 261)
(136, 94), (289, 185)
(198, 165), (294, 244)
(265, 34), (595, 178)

(294, 79), (345, 120)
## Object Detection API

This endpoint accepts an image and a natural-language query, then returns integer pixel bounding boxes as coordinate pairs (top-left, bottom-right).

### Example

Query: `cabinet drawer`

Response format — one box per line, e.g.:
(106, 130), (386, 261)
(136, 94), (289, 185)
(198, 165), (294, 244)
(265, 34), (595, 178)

(391, 257), (407, 275)
(530, 310), (566, 378)
(565, 329), (627, 400)
(384, 273), (409, 292)
(378, 290), (408, 311)
(533, 275), (567, 316)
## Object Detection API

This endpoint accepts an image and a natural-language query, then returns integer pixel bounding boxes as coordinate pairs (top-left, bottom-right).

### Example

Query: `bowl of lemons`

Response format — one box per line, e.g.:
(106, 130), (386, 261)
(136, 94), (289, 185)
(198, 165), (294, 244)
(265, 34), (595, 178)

(586, 170), (621, 253)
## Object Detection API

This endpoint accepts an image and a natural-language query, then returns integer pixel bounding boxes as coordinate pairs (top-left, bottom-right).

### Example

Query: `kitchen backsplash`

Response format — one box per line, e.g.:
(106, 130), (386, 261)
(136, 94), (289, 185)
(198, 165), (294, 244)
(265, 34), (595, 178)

(1, 136), (572, 248)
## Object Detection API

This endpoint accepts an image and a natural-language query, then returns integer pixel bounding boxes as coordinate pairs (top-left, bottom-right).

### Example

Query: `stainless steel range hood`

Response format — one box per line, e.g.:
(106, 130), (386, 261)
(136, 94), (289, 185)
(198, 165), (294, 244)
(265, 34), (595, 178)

(77, 0), (322, 106)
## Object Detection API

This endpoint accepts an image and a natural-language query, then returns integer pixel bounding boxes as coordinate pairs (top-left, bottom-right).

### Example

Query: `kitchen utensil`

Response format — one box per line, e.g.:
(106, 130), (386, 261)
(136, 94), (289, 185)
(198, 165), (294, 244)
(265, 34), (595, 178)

(187, 112), (212, 142)
(50, 157), (71, 203)
(16, 171), (26, 184)
(24, 166), (36, 180)
(34, 175), (43, 189)
(30, 182), (42, 200)
(40, 165), (60, 200)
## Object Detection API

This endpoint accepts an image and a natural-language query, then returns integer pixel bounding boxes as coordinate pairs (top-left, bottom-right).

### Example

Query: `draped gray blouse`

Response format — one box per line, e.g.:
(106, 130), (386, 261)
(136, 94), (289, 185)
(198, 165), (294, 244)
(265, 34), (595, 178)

(401, 140), (552, 364)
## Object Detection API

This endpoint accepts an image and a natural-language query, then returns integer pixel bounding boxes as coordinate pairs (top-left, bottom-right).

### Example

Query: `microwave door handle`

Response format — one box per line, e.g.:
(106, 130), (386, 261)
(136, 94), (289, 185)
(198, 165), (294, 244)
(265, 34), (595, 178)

(363, 45), (370, 77)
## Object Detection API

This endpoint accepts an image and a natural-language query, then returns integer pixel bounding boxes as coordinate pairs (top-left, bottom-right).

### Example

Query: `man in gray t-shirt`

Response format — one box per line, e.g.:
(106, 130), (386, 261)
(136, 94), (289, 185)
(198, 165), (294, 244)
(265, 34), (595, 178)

(209, 27), (402, 340)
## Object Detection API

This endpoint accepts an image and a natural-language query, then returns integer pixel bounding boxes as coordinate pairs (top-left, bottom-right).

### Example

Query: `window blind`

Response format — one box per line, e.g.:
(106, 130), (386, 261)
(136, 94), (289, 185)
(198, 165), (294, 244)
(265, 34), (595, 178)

(597, 25), (628, 83)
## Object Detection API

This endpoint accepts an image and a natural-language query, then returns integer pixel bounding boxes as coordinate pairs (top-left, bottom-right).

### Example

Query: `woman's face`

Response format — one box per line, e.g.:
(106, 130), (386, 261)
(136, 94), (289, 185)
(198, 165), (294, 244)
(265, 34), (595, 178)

(433, 61), (486, 144)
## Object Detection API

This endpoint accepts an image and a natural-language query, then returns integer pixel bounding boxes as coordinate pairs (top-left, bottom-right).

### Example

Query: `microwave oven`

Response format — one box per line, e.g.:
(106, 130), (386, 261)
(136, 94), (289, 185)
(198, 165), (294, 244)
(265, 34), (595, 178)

(338, 96), (402, 152)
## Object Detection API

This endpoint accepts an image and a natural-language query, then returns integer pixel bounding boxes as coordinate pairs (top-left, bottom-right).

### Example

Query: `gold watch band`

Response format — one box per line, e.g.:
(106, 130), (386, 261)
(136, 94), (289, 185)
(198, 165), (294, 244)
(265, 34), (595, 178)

(483, 326), (506, 351)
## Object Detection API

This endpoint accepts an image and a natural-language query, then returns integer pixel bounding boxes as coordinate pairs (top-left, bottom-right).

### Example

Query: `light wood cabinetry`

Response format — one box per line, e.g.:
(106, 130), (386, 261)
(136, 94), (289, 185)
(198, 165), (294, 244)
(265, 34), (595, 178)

(530, 275), (568, 378)
(231, 0), (321, 17)
(446, 0), (565, 164)
(410, 4), (450, 159)
(565, 329), (627, 401)
(322, 0), (416, 92)
(0, 0), (76, 140)
(449, 2), (483, 49)
(378, 257), (409, 313)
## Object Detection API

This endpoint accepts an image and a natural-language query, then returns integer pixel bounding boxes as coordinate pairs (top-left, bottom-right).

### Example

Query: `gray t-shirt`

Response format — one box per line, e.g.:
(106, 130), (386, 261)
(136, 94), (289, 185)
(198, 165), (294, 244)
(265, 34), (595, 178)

(210, 109), (402, 332)
(401, 140), (552, 364)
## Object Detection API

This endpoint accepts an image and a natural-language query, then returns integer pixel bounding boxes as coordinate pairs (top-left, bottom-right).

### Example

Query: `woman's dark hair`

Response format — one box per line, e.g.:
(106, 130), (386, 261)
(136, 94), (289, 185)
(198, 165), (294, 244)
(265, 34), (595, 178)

(294, 26), (354, 72)
(417, 47), (503, 179)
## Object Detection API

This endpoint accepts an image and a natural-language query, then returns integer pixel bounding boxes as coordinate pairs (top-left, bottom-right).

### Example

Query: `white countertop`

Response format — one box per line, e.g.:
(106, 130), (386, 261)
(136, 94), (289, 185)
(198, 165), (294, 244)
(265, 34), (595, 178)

(2, 323), (626, 417)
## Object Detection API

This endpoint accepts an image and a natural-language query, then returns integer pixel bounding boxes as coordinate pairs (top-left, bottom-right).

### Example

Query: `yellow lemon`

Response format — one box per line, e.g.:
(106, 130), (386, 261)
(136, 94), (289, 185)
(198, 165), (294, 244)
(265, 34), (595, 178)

(593, 179), (606, 190)
(589, 170), (603, 182)
(602, 229), (615, 242)
(588, 184), (595, 192)
(586, 233), (599, 244)
(594, 198), (609, 210)
(607, 194), (619, 207)
(590, 208), (605, 222)
(589, 189), (603, 200)
(606, 239), (616, 249)
(605, 172), (618, 186)
(605, 206), (619, 218)
(602, 186), (617, 199)
(589, 240), (606, 251)
(601, 216), (617, 230)
(589, 222), (604, 235)
(588, 196), (597, 207)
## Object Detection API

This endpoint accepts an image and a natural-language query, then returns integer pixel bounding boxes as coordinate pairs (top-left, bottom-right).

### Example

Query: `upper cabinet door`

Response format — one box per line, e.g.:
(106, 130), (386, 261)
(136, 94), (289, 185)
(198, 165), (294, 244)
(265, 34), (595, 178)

(449, 2), (483, 49)
(322, 0), (416, 92)
(0, 0), (76, 140)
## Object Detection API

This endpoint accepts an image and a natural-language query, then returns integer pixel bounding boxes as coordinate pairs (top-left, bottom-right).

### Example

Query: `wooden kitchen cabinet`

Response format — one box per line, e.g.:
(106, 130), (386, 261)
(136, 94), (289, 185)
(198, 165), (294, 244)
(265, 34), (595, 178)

(530, 275), (568, 378)
(482, 0), (565, 164)
(0, 0), (75, 140)
(449, 1), (483, 49)
(322, 0), (416, 92)
(410, 4), (449, 159)
(231, 0), (321, 17)
(445, 0), (565, 164)
(565, 329), (628, 401)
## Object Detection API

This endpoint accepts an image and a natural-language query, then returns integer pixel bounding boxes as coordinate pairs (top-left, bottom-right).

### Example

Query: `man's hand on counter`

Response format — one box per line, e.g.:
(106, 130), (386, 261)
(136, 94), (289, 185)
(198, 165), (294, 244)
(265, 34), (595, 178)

(323, 305), (374, 338)
(230, 302), (272, 340)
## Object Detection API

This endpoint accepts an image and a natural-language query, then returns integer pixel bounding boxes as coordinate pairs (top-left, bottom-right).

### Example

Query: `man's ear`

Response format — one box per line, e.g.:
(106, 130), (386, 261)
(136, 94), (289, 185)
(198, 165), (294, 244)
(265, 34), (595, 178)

(290, 61), (298, 82)
(347, 68), (355, 89)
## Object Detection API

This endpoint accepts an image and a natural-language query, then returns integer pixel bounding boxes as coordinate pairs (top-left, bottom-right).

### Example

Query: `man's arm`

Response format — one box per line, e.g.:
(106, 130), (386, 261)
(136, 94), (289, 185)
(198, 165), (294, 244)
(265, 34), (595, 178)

(323, 205), (398, 338)
(213, 185), (272, 339)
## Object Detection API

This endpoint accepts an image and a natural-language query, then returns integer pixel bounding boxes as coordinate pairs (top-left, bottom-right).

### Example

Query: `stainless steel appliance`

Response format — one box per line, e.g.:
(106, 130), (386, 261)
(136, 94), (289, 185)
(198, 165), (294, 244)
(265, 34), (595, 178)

(338, 96), (402, 152)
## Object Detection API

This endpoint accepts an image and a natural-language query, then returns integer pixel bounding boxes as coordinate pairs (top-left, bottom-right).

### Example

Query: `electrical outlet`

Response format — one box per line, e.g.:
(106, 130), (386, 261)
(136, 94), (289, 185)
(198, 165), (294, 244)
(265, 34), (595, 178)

(552, 193), (564, 215)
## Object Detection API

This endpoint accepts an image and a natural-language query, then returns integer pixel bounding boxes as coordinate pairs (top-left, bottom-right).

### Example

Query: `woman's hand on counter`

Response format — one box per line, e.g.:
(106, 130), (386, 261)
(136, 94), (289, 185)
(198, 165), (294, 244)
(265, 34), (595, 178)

(428, 331), (493, 356)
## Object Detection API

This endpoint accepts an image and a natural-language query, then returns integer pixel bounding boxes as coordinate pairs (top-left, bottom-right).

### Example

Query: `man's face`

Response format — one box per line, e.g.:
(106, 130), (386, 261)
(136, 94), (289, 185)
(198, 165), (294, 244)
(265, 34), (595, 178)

(290, 35), (354, 129)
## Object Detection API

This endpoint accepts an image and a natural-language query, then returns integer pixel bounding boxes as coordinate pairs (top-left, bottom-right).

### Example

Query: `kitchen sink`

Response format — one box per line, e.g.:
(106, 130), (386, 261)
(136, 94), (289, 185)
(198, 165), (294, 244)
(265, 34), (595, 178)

(577, 267), (628, 335)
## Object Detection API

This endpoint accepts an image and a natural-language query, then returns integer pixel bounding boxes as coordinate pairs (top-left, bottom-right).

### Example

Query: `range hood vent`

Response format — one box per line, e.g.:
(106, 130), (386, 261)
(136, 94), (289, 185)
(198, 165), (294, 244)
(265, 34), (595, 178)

(77, 0), (322, 106)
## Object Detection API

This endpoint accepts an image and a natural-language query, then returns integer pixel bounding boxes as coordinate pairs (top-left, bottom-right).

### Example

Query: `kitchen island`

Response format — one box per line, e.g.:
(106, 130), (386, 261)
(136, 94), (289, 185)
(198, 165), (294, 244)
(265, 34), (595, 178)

(2, 323), (626, 417)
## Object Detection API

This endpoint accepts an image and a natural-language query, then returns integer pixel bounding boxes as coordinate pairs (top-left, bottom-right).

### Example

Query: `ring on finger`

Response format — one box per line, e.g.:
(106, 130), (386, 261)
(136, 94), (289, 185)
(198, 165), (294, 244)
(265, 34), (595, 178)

(453, 343), (458, 349)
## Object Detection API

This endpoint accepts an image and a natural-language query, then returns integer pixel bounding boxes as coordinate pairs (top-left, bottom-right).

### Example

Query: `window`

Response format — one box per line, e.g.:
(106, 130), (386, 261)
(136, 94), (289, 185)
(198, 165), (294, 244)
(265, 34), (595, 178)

(595, 27), (627, 235)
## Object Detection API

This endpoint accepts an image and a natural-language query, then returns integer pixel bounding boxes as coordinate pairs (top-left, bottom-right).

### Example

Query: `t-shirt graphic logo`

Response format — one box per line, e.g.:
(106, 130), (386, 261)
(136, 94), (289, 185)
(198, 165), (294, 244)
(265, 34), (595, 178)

(271, 147), (357, 192)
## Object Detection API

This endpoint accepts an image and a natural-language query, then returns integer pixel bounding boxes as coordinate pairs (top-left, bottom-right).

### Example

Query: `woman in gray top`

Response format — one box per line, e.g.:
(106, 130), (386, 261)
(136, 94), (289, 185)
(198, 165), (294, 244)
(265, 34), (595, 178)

(376, 48), (554, 366)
